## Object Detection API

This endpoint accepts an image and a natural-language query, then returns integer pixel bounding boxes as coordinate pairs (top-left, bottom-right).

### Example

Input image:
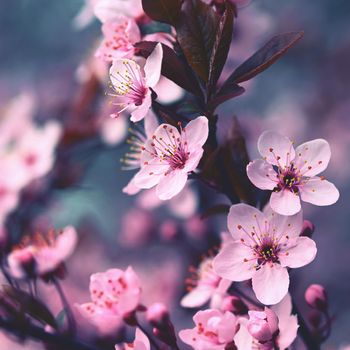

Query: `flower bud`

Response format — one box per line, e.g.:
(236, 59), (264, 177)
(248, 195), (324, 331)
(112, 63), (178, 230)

(221, 295), (248, 315)
(146, 303), (169, 327)
(300, 220), (315, 238)
(247, 308), (279, 342)
(305, 284), (328, 311)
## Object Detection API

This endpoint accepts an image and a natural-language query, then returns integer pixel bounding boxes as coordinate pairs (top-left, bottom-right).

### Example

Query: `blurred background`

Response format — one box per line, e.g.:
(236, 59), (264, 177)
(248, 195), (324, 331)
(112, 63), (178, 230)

(0, 0), (349, 348)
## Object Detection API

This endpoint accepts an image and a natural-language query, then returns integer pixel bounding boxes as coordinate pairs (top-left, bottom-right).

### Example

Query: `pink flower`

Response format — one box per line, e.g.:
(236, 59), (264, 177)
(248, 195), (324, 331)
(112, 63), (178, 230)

(7, 226), (78, 278)
(179, 309), (238, 350)
(94, 0), (144, 23)
(109, 44), (163, 122)
(77, 267), (141, 331)
(213, 203), (317, 304)
(133, 116), (209, 200)
(247, 131), (339, 215)
(115, 328), (150, 350)
(234, 294), (298, 350)
(95, 16), (140, 62)
(181, 257), (231, 309)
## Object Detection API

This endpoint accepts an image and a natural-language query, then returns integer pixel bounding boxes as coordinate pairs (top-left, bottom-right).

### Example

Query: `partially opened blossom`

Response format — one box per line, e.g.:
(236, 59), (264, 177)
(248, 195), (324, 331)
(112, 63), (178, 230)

(134, 116), (209, 200)
(95, 16), (140, 62)
(115, 328), (150, 350)
(213, 203), (317, 304)
(77, 267), (141, 332)
(7, 226), (78, 278)
(179, 309), (238, 350)
(247, 131), (339, 215)
(109, 43), (163, 122)
(234, 294), (298, 350)
(181, 257), (231, 309)
(94, 0), (144, 23)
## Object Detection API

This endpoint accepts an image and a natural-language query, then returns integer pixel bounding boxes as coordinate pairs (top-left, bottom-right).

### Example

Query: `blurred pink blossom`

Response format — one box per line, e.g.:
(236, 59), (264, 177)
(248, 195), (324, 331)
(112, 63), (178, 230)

(7, 226), (78, 278)
(247, 131), (339, 215)
(115, 328), (150, 350)
(99, 115), (128, 146)
(96, 16), (140, 63)
(109, 43), (163, 122)
(134, 116), (209, 200)
(213, 204), (317, 305)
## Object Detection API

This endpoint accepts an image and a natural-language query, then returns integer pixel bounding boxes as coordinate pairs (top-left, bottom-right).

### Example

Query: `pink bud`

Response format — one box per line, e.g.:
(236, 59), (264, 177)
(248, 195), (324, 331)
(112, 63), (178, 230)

(221, 295), (248, 315)
(247, 308), (279, 342)
(300, 220), (315, 238)
(147, 303), (169, 326)
(305, 284), (328, 311)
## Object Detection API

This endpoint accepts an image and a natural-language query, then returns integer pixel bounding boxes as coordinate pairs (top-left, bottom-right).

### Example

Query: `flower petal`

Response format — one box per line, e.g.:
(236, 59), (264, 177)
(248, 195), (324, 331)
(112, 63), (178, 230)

(213, 242), (256, 282)
(227, 203), (266, 241)
(246, 160), (277, 190)
(300, 177), (339, 206)
(144, 43), (163, 87)
(180, 286), (214, 308)
(156, 170), (188, 200)
(279, 237), (317, 268)
(184, 148), (204, 172)
(110, 59), (141, 89)
(252, 264), (289, 305)
(270, 190), (301, 216)
(133, 165), (164, 189)
(184, 116), (209, 151)
(293, 139), (331, 177)
(258, 131), (295, 167)
(122, 175), (141, 195)
(144, 110), (159, 138)
(130, 93), (152, 122)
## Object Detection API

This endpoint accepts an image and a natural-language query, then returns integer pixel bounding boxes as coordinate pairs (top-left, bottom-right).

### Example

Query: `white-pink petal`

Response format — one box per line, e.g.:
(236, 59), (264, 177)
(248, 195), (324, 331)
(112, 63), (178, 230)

(144, 43), (163, 88)
(252, 264), (289, 305)
(270, 189), (301, 216)
(184, 116), (209, 152)
(300, 177), (339, 206)
(258, 130), (295, 167)
(246, 160), (277, 190)
(130, 92), (152, 122)
(156, 171), (188, 200)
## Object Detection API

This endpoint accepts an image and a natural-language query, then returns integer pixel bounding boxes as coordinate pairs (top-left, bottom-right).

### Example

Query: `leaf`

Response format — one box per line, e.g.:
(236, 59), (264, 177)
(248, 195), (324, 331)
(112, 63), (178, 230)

(142, 0), (182, 25)
(175, 0), (219, 82)
(221, 31), (304, 87)
(135, 41), (202, 96)
(2, 285), (57, 329)
(207, 83), (245, 110)
(207, 2), (234, 95)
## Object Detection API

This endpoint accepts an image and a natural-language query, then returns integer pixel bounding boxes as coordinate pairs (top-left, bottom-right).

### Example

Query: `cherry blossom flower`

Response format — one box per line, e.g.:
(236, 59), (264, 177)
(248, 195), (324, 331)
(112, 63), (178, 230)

(7, 226), (78, 278)
(181, 257), (231, 309)
(109, 44), (163, 122)
(77, 267), (141, 332)
(95, 16), (140, 63)
(213, 203), (317, 305)
(247, 131), (339, 215)
(179, 309), (238, 350)
(94, 0), (144, 23)
(234, 294), (298, 350)
(115, 328), (150, 350)
(134, 116), (209, 200)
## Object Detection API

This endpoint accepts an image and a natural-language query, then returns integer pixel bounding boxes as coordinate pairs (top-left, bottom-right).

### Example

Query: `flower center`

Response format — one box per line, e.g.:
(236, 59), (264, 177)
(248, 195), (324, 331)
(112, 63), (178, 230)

(167, 145), (189, 170)
(276, 164), (301, 193)
(256, 240), (280, 265)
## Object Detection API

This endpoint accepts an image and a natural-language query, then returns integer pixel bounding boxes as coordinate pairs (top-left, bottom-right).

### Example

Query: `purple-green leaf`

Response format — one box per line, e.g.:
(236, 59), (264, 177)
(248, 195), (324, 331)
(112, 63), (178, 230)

(221, 31), (304, 87)
(141, 0), (182, 25)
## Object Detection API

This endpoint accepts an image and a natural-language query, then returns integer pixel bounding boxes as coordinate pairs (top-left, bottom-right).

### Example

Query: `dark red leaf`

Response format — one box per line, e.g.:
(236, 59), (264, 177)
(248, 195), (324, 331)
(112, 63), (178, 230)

(175, 0), (219, 82)
(135, 41), (201, 96)
(207, 2), (234, 95)
(221, 31), (304, 87)
(207, 83), (245, 110)
(141, 0), (182, 25)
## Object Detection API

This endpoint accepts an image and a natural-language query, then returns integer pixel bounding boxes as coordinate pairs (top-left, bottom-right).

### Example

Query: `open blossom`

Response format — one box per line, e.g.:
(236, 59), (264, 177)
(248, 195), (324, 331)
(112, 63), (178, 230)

(235, 294), (299, 350)
(95, 16), (140, 62)
(77, 267), (141, 332)
(7, 226), (77, 278)
(213, 204), (317, 305)
(179, 309), (238, 350)
(133, 116), (209, 200)
(94, 0), (144, 23)
(181, 257), (231, 309)
(115, 328), (150, 350)
(247, 131), (339, 215)
(109, 44), (163, 122)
